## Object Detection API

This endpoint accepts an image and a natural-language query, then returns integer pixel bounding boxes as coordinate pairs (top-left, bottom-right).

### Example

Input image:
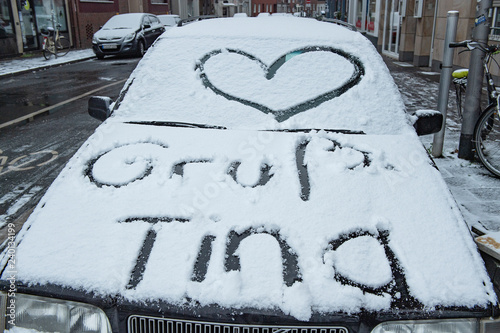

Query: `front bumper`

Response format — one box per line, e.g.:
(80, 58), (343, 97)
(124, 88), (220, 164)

(1, 282), (499, 333)
(92, 39), (139, 57)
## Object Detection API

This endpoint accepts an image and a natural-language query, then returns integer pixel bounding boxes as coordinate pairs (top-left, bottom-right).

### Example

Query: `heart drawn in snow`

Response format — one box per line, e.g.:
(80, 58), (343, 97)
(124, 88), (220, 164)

(196, 46), (365, 122)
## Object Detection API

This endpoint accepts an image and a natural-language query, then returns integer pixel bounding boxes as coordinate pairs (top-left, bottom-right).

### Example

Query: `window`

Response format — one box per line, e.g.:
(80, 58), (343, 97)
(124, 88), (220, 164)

(0, 0), (14, 38)
(142, 16), (151, 26)
(151, 0), (168, 3)
(34, 0), (68, 32)
(354, 0), (378, 36)
(149, 16), (160, 25)
(491, 6), (500, 41)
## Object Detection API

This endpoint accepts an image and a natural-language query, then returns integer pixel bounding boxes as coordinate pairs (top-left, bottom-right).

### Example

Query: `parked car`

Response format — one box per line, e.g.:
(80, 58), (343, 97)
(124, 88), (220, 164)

(1, 16), (499, 333)
(92, 13), (164, 59)
(158, 14), (181, 30)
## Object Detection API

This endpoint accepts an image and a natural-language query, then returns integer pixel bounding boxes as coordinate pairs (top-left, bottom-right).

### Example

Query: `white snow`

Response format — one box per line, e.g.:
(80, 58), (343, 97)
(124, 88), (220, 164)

(0, 49), (94, 77)
(1, 17), (496, 321)
(114, 17), (410, 134)
(7, 125), (496, 319)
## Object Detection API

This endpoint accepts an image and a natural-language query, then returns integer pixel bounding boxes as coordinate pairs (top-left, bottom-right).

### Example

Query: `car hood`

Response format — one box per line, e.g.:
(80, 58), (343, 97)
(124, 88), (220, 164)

(94, 28), (136, 40)
(3, 123), (496, 320)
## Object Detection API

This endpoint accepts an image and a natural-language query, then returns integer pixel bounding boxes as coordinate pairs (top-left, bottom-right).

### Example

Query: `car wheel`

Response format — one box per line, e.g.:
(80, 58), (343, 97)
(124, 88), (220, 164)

(96, 54), (105, 60)
(138, 40), (145, 57)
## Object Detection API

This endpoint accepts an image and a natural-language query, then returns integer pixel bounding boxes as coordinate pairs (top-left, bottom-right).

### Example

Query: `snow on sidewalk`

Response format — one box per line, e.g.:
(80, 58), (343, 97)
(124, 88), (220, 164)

(387, 59), (500, 233)
(0, 49), (95, 77)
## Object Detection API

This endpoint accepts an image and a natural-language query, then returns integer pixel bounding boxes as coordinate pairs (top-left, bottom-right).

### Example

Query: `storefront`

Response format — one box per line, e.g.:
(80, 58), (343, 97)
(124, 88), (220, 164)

(348, 0), (380, 45)
(381, 0), (403, 57)
(0, 0), (17, 56)
(0, 0), (70, 57)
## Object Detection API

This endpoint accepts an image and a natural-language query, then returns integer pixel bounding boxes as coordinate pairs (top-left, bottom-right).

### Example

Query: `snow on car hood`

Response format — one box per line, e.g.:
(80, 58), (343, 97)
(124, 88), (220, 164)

(94, 27), (136, 40)
(6, 123), (496, 320)
(113, 17), (411, 135)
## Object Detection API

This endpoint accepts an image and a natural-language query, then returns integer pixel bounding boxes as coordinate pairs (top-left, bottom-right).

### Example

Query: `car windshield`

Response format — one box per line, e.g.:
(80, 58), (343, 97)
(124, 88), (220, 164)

(102, 14), (142, 30)
(159, 16), (179, 26)
(112, 17), (412, 135)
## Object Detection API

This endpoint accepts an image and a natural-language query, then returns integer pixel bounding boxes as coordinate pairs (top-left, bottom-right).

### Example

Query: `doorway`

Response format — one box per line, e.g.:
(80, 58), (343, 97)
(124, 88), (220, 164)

(19, 0), (39, 50)
(382, 0), (403, 57)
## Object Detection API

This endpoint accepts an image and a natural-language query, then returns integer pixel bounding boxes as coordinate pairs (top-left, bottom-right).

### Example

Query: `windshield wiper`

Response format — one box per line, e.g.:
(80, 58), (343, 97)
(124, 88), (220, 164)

(268, 129), (365, 134)
(126, 121), (227, 130)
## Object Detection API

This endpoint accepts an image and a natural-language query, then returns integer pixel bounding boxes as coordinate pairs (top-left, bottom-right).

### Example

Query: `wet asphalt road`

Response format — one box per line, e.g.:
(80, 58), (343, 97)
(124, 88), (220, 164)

(0, 57), (140, 240)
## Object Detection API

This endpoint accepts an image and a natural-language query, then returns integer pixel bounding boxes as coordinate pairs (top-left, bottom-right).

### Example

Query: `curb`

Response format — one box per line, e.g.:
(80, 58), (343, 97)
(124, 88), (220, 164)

(0, 54), (96, 79)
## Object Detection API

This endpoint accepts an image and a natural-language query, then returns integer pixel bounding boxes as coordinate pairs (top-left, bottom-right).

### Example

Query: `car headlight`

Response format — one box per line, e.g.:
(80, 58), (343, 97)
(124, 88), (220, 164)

(0, 292), (111, 332)
(92, 35), (98, 44)
(371, 318), (478, 333)
(123, 32), (135, 42)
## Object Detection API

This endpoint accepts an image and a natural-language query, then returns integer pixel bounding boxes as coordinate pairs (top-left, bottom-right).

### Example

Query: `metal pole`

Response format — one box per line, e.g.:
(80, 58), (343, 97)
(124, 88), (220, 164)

(432, 11), (459, 157)
(429, 0), (439, 68)
(458, 0), (492, 160)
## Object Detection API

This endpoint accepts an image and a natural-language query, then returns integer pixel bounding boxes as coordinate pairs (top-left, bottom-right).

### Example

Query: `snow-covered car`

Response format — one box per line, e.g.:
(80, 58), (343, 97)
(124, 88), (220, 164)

(1, 16), (499, 333)
(158, 14), (181, 30)
(92, 13), (165, 59)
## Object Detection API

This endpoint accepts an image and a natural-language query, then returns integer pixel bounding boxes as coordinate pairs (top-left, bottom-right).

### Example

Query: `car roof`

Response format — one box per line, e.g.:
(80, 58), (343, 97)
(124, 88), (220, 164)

(112, 17), (411, 135)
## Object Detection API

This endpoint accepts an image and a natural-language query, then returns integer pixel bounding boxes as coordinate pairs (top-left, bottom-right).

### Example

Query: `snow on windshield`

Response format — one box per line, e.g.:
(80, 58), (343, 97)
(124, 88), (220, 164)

(102, 14), (142, 30)
(112, 17), (411, 134)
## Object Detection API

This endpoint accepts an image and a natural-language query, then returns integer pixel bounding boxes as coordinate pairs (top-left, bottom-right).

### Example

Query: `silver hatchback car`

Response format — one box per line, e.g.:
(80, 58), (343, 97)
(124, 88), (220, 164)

(92, 13), (165, 59)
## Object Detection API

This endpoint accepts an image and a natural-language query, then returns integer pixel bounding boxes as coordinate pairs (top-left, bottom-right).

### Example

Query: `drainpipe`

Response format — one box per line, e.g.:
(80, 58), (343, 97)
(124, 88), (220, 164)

(429, 0), (438, 67)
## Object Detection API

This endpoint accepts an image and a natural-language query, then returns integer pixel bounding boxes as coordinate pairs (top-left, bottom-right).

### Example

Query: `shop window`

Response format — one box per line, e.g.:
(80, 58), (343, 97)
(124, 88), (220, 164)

(0, 0), (14, 38)
(354, 0), (378, 36)
(491, 6), (500, 41)
(34, 0), (68, 33)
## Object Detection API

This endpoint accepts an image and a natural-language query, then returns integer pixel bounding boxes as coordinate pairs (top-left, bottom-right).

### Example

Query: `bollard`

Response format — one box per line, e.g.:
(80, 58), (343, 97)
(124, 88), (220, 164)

(432, 11), (459, 158)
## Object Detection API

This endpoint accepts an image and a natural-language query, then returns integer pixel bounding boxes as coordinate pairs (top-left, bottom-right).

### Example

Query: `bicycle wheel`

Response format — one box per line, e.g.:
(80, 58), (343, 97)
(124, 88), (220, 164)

(56, 36), (70, 56)
(43, 48), (52, 60)
(474, 105), (500, 177)
(43, 39), (55, 60)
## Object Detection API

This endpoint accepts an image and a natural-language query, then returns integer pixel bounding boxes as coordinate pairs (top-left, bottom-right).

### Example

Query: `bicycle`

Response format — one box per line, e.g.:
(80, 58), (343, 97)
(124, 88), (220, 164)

(40, 23), (70, 60)
(450, 40), (500, 177)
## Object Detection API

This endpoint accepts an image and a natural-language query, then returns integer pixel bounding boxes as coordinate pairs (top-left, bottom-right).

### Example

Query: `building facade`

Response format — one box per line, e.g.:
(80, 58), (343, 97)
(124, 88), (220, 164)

(3, 0), (500, 77)
(1, 0), (73, 57)
(345, 0), (500, 76)
(0, 0), (171, 57)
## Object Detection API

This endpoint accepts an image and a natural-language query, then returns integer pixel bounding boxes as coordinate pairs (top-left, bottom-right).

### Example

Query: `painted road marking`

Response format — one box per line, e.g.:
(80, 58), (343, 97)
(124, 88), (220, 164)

(0, 79), (126, 130)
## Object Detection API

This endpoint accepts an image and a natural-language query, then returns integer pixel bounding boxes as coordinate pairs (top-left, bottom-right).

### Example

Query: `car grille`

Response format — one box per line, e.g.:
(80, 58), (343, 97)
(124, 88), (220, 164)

(127, 316), (348, 333)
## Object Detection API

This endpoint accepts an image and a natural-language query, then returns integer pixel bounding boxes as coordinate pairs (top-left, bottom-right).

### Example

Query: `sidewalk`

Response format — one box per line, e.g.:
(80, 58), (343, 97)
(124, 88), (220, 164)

(1, 49), (499, 234)
(384, 56), (500, 234)
(0, 49), (95, 77)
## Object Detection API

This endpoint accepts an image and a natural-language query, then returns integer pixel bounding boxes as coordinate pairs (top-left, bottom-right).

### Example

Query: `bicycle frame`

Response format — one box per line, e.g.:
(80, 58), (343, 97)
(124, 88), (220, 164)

(483, 52), (498, 106)
(41, 25), (63, 58)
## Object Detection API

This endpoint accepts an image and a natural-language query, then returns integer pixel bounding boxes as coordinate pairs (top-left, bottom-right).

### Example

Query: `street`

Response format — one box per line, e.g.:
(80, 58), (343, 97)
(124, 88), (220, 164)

(0, 57), (140, 239)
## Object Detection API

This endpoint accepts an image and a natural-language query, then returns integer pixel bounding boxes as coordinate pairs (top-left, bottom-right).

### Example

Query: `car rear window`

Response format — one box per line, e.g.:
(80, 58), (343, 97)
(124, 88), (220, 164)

(112, 17), (412, 135)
